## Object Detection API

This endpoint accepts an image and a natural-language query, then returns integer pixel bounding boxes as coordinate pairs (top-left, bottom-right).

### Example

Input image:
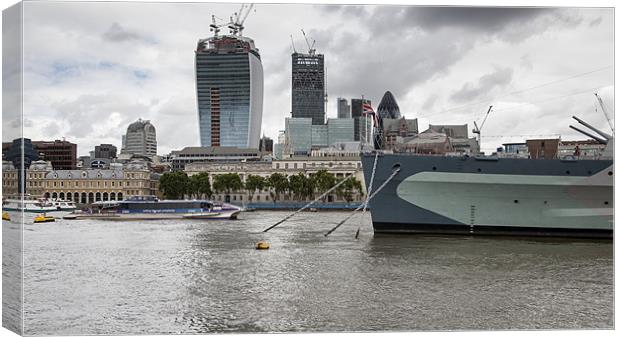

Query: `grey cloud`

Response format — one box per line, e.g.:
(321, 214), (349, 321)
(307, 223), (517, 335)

(589, 16), (603, 27)
(422, 94), (439, 111)
(52, 94), (150, 138)
(102, 22), (144, 42)
(44, 121), (61, 137)
(450, 67), (513, 103)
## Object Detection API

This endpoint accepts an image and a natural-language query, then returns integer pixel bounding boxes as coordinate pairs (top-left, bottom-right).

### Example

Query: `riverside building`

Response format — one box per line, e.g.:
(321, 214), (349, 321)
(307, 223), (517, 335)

(184, 156), (365, 204)
(1, 159), (160, 203)
(195, 30), (263, 148)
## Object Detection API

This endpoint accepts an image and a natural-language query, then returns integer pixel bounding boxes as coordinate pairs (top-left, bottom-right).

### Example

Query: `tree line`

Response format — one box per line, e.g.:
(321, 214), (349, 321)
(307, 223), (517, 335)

(158, 170), (364, 203)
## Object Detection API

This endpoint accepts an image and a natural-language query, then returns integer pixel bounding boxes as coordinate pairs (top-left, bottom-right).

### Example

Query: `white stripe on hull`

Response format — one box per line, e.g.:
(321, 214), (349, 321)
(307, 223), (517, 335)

(396, 170), (613, 230)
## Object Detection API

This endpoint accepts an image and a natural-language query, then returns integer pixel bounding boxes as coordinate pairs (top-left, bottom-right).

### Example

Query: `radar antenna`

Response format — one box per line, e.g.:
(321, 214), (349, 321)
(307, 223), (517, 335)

(594, 93), (614, 133)
(472, 105), (493, 150)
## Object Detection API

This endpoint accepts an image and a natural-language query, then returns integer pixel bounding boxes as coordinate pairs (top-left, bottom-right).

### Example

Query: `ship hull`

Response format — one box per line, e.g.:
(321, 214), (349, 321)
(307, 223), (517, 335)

(362, 154), (613, 238)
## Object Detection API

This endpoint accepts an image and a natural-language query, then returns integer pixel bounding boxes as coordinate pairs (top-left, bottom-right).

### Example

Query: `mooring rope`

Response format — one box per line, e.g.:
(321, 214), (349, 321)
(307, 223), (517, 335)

(356, 151), (379, 238)
(262, 171), (359, 233)
(325, 166), (400, 237)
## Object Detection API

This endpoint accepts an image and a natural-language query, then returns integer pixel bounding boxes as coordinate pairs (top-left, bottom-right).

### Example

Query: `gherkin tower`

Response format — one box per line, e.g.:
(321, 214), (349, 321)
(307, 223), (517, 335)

(376, 91), (401, 119)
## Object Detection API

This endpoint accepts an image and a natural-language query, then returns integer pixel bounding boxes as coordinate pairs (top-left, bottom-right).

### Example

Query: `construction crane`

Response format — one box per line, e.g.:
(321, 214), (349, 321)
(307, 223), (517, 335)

(594, 92), (614, 133)
(209, 15), (227, 37)
(228, 3), (254, 36)
(301, 29), (316, 55)
(472, 105), (493, 150)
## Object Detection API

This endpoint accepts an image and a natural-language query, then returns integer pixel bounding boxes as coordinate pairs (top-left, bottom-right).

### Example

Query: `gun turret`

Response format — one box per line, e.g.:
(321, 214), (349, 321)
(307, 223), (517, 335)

(571, 116), (612, 141)
(569, 125), (607, 144)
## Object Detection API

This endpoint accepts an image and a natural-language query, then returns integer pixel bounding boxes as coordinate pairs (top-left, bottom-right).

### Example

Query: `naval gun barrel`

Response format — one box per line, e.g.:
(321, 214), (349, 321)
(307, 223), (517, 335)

(572, 116), (612, 140)
(569, 125), (607, 144)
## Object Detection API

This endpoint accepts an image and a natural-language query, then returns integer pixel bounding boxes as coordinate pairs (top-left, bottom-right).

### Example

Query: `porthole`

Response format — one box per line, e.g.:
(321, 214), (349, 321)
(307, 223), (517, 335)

(392, 163), (401, 172)
(432, 166), (437, 171)
(604, 201), (609, 205)
(477, 168), (482, 173)
(514, 200), (519, 204)
(565, 171), (570, 175)
(608, 171), (613, 176)
(543, 201), (548, 205)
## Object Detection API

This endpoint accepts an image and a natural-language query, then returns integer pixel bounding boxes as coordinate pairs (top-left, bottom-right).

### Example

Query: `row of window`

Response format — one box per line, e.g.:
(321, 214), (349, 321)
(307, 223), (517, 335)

(46, 180), (145, 188)
(274, 162), (361, 169)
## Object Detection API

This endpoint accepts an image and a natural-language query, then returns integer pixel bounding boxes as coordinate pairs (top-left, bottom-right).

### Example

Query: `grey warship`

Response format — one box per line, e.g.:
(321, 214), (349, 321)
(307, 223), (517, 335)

(362, 117), (613, 238)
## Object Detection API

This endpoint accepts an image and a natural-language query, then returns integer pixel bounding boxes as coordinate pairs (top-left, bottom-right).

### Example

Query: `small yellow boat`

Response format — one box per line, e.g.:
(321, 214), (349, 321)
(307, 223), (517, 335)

(34, 214), (55, 223)
(2, 211), (10, 221)
(256, 240), (270, 250)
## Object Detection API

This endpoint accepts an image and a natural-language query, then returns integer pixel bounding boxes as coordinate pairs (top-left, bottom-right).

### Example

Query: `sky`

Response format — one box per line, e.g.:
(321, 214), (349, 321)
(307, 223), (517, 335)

(2, 0), (615, 155)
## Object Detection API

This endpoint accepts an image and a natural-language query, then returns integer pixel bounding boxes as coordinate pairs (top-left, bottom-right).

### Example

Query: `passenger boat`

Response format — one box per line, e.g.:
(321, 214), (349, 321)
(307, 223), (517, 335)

(77, 195), (241, 220)
(2, 197), (77, 213)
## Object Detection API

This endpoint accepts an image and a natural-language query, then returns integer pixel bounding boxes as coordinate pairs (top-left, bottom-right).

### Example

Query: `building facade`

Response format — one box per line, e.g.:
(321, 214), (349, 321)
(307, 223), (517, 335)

(337, 97), (351, 119)
(184, 157), (365, 204)
(291, 52), (325, 125)
(122, 119), (157, 157)
(2, 159), (160, 203)
(195, 34), (263, 148)
(169, 146), (262, 171)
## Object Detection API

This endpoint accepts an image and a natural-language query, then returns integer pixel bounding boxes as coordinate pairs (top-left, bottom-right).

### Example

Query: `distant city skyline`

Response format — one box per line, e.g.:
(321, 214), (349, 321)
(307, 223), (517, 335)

(3, 1), (614, 156)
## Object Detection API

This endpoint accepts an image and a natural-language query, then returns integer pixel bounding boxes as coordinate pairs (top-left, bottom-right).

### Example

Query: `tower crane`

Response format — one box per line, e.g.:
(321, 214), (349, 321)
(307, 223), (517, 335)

(209, 15), (227, 37)
(472, 105), (493, 151)
(594, 92), (614, 133)
(229, 3), (254, 36)
(301, 29), (316, 55)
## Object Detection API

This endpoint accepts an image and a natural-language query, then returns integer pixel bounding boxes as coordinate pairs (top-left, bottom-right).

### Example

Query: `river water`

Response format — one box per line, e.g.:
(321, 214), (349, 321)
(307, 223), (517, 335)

(4, 211), (614, 334)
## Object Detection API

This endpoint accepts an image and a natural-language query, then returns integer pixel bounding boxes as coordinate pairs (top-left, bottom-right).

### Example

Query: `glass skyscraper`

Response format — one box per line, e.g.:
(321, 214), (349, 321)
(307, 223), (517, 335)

(195, 35), (263, 148)
(291, 52), (325, 125)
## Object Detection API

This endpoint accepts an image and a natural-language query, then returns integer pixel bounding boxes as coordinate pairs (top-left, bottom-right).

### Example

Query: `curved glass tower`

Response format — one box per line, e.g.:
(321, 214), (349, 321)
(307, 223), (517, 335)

(195, 35), (263, 148)
(376, 91), (401, 119)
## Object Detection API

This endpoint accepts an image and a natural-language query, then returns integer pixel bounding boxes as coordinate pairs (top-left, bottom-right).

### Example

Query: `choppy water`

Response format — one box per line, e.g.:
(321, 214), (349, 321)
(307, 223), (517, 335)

(3, 211), (614, 334)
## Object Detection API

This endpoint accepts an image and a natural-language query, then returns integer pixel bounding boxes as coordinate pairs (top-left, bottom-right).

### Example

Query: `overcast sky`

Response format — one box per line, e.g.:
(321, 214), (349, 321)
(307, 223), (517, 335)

(3, 0), (614, 155)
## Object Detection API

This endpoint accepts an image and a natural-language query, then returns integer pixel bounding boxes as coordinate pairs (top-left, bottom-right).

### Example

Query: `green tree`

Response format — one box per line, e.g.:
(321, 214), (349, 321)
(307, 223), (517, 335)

(212, 173), (243, 195)
(310, 170), (336, 202)
(288, 173), (312, 201)
(245, 175), (266, 202)
(189, 172), (212, 199)
(267, 172), (288, 202)
(158, 171), (190, 199)
(336, 176), (364, 203)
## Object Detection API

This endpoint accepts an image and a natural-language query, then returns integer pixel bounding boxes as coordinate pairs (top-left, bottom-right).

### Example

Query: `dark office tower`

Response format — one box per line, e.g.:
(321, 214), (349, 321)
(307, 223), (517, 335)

(31, 139), (77, 170)
(259, 135), (274, 153)
(94, 144), (117, 159)
(337, 97), (351, 119)
(195, 33), (263, 148)
(291, 52), (325, 125)
(377, 91), (401, 119)
(5, 138), (39, 195)
(351, 98), (371, 142)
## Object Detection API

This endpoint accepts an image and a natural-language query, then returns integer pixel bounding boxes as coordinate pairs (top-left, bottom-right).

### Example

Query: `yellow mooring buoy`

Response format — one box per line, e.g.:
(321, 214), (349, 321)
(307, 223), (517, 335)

(2, 211), (10, 221)
(256, 240), (270, 250)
